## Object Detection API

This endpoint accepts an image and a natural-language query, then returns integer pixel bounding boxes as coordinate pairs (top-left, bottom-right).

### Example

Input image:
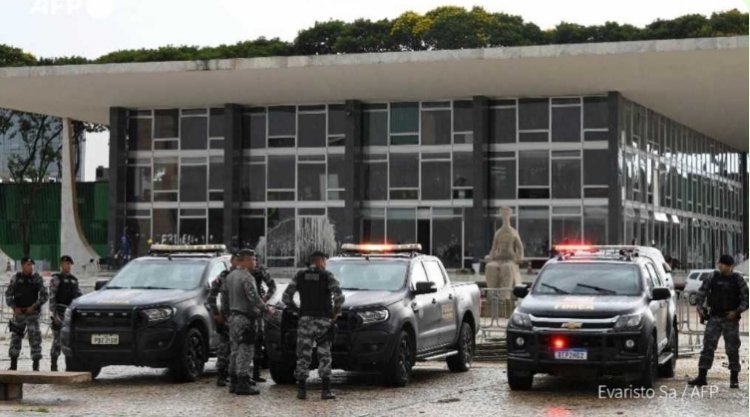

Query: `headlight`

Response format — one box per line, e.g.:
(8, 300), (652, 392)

(614, 314), (643, 330)
(356, 308), (390, 325)
(63, 308), (72, 323)
(510, 312), (532, 329)
(141, 306), (175, 323)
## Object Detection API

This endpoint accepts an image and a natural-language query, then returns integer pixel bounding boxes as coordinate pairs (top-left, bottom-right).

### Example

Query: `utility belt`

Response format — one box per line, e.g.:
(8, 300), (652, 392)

(230, 310), (259, 320)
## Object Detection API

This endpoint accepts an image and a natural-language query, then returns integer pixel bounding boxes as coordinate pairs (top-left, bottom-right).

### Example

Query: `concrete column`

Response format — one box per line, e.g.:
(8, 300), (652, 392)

(108, 107), (127, 258)
(223, 104), (242, 249)
(607, 92), (623, 244)
(61, 118), (98, 274)
(343, 100), (363, 244)
(467, 96), (491, 264)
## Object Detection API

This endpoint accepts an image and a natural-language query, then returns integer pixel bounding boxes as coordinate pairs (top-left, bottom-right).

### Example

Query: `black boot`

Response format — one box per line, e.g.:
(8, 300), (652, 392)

(32, 359), (40, 372)
(235, 375), (260, 396)
(228, 375), (237, 393)
(253, 364), (266, 383)
(51, 357), (58, 372)
(730, 371), (739, 389)
(321, 378), (336, 400)
(297, 379), (307, 400)
(9, 357), (17, 371)
(217, 369), (227, 387)
(688, 368), (708, 386)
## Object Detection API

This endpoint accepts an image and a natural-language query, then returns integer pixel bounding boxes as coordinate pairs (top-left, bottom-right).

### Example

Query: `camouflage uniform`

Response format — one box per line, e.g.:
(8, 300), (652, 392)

(5, 272), (49, 361)
(250, 266), (276, 369)
(282, 266), (344, 381)
(208, 269), (231, 378)
(220, 268), (264, 380)
(695, 271), (749, 372)
(48, 272), (82, 363)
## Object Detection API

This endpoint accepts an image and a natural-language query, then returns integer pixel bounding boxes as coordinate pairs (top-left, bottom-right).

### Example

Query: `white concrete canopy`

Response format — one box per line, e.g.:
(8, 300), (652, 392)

(0, 36), (747, 150)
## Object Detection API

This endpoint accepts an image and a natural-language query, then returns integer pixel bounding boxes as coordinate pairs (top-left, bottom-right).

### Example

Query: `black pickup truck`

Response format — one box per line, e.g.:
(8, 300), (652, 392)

(61, 245), (230, 381)
(507, 246), (678, 390)
(264, 244), (481, 386)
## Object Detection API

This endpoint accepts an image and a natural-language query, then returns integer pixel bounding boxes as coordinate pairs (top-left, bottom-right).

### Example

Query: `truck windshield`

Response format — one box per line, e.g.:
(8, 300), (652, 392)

(328, 260), (408, 291)
(533, 263), (642, 296)
(107, 259), (207, 290)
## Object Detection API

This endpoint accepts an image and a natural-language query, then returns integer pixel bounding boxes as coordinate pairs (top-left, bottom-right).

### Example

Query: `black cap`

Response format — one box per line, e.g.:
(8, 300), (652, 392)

(719, 254), (735, 266)
(60, 255), (74, 264)
(20, 256), (35, 265)
(310, 251), (329, 260)
(237, 249), (256, 258)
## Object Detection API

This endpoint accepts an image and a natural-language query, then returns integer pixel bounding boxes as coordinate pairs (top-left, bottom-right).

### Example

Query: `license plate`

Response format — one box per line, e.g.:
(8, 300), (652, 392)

(91, 334), (119, 345)
(554, 348), (587, 360)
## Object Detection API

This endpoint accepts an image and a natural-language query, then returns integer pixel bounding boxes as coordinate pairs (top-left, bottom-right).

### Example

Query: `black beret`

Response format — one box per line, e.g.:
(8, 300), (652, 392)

(719, 254), (735, 266)
(60, 255), (74, 264)
(310, 251), (329, 260)
(20, 256), (35, 265)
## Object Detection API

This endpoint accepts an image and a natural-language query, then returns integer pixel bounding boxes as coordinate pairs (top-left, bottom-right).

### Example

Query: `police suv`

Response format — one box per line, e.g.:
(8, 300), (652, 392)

(264, 244), (481, 387)
(61, 245), (230, 381)
(507, 245), (678, 390)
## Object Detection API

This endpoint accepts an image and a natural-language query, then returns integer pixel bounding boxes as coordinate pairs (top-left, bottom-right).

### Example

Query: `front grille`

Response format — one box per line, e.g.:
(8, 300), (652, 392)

(531, 319), (615, 330)
(75, 309), (134, 328)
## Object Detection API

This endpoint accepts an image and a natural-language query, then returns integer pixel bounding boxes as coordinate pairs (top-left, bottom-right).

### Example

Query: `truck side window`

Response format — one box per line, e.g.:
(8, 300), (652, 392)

(641, 266), (655, 291)
(423, 261), (446, 290)
(646, 264), (663, 287)
(208, 262), (226, 283)
(688, 273), (698, 280)
(699, 272), (711, 281)
(410, 261), (429, 289)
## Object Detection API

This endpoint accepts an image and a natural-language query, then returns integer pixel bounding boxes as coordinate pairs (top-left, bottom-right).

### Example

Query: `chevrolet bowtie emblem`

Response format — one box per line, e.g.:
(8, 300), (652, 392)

(561, 322), (582, 329)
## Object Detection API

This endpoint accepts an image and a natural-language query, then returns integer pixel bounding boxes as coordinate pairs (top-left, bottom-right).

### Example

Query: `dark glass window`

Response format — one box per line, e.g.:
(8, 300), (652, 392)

(180, 218), (207, 243)
(362, 209), (385, 243)
(298, 112), (326, 147)
(126, 166), (152, 203)
(364, 162), (387, 200)
(209, 108), (224, 138)
(421, 110), (451, 145)
(126, 217), (151, 256)
(208, 209), (223, 244)
(387, 209), (416, 244)
(209, 157), (224, 190)
(267, 208), (295, 257)
(298, 163), (325, 201)
(551, 106), (581, 142)
(328, 104), (346, 136)
(490, 107), (516, 144)
(390, 102), (418, 133)
(584, 206), (608, 244)
(180, 165), (207, 202)
(242, 113), (266, 149)
(153, 158), (179, 191)
(153, 209), (178, 243)
(268, 106), (296, 136)
(267, 156), (294, 190)
(453, 101), (473, 132)
(584, 131), (609, 141)
(490, 160), (516, 199)
(584, 96), (608, 129)
(327, 207), (348, 244)
(389, 153), (419, 189)
(239, 216), (264, 249)
(128, 117), (152, 150)
(240, 164), (265, 202)
(180, 117), (208, 150)
(453, 152), (473, 188)
(154, 109), (179, 138)
(552, 216), (581, 244)
(518, 98), (548, 130)
(518, 207), (549, 258)
(584, 149), (610, 185)
(363, 111), (387, 146)
(433, 217), (462, 268)
(551, 159), (581, 198)
(421, 161), (451, 200)
(519, 150), (549, 186)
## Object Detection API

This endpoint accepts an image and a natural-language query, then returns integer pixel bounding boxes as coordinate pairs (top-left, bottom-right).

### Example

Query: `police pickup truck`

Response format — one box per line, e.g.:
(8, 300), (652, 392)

(264, 244), (481, 386)
(507, 245), (678, 390)
(61, 245), (230, 381)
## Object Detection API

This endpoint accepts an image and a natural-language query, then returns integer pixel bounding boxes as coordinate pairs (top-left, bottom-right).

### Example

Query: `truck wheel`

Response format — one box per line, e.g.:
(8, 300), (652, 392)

(384, 330), (413, 387)
(172, 327), (206, 382)
(507, 366), (533, 391)
(447, 322), (474, 372)
(269, 361), (296, 385)
(658, 326), (678, 378)
(636, 337), (658, 388)
(688, 293), (698, 306)
(65, 356), (101, 379)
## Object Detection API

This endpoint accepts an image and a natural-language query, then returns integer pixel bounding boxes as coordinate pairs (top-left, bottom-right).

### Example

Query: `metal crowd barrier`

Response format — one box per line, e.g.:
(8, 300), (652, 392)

(674, 290), (749, 355)
(0, 284), (96, 336)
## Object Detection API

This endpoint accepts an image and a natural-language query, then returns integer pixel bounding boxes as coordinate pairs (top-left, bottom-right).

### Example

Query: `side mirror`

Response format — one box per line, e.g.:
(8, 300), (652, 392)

(663, 263), (672, 273)
(513, 285), (529, 298)
(414, 281), (437, 295)
(651, 287), (671, 301)
(94, 279), (110, 291)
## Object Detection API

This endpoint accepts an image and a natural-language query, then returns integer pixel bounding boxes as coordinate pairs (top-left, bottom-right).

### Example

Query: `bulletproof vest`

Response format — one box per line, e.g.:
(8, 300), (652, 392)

(297, 268), (332, 317)
(13, 273), (39, 308)
(708, 272), (742, 315)
(251, 269), (266, 298)
(54, 273), (79, 306)
(224, 269), (259, 317)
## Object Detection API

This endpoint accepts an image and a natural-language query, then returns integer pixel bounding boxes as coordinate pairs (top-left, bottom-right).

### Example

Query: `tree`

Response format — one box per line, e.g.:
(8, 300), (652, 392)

(335, 19), (395, 53)
(390, 11), (429, 51)
(293, 20), (347, 55)
(0, 44), (35, 67)
(422, 6), (494, 50)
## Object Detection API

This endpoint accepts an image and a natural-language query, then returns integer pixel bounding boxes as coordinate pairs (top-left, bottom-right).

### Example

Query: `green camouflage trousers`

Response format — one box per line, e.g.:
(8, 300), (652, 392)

(699, 316), (742, 372)
(295, 316), (334, 381)
(216, 324), (230, 375)
(50, 328), (62, 360)
(228, 314), (256, 378)
(8, 313), (42, 360)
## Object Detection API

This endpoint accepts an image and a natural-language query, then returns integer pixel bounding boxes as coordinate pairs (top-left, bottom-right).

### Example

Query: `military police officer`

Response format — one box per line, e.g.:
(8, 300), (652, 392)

(5, 257), (48, 371)
(208, 252), (238, 387)
(282, 251), (345, 400)
(689, 254), (749, 388)
(250, 263), (276, 383)
(220, 249), (266, 395)
(49, 255), (82, 371)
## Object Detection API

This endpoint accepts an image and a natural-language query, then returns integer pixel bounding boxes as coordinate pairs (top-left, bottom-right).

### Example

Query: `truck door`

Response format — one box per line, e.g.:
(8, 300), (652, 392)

(206, 261), (227, 351)
(643, 264), (667, 349)
(423, 260), (458, 348)
(409, 261), (441, 352)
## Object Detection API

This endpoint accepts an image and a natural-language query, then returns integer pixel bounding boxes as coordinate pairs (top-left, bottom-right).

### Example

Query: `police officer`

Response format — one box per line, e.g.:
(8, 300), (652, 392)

(220, 249), (266, 396)
(689, 254), (749, 388)
(250, 263), (276, 383)
(208, 252), (238, 387)
(49, 255), (82, 371)
(5, 257), (48, 371)
(282, 251), (344, 400)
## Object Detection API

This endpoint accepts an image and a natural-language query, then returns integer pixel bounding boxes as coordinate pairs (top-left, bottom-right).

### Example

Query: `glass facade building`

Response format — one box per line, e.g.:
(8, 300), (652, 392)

(117, 93), (747, 269)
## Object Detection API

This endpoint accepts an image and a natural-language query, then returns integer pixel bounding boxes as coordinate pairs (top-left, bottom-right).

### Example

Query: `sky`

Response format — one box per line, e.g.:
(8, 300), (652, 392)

(1, 0), (746, 180)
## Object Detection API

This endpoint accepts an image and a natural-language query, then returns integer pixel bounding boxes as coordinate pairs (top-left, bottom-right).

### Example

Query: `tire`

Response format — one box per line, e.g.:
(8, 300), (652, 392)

(447, 322), (474, 372)
(383, 330), (413, 387)
(688, 293), (698, 306)
(658, 326), (678, 378)
(269, 361), (296, 385)
(65, 356), (101, 379)
(636, 336), (658, 388)
(507, 366), (533, 391)
(171, 327), (206, 382)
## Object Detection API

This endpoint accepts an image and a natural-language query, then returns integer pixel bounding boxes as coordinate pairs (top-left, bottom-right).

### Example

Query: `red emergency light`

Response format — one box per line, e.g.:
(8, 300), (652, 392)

(551, 336), (567, 350)
(341, 243), (422, 253)
(553, 244), (596, 253)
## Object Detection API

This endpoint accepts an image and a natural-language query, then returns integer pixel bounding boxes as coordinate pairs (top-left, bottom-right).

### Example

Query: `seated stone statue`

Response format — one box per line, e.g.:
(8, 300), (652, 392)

(485, 207), (524, 300)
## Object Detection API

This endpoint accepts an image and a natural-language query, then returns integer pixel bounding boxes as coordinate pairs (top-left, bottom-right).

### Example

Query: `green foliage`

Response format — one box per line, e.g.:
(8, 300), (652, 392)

(0, 44), (36, 67)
